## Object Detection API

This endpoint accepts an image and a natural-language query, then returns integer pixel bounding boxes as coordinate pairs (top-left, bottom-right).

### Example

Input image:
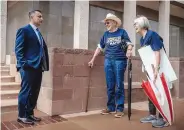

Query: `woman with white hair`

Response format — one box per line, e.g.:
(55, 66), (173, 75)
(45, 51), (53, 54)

(88, 13), (134, 118)
(134, 16), (169, 128)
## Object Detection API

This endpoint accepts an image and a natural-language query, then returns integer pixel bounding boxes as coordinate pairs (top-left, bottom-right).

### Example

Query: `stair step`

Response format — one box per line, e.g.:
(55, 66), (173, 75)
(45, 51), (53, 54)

(1, 63), (5, 66)
(1, 82), (20, 90)
(1, 90), (19, 100)
(1, 99), (18, 113)
(1, 76), (15, 83)
(0, 66), (10, 71)
(124, 82), (146, 103)
(0, 70), (10, 76)
(124, 82), (142, 89)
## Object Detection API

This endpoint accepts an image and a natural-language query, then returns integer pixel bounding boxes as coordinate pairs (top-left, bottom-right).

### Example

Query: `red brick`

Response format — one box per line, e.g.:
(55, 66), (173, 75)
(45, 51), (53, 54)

(63, 54), (74, 65)
(42, 116), (57, 123)
(63, 76), (89, 88)
(90, 77), (106, 87)
(17, 122), (32, 128)
(132, 60), (142, 68)
(91, 87), (107, 98)
(53, 65), (73, 77)
(3, 121), (17, 130)
(52, 89), (73, 101)
(132, 67), (142, 75)
(74, 55), (91, 65)
(35, 121), (45, 125)
(91, 66), (105, 78)
(54, 53), (64, 65)
(62, 66), (73, 76)
(41, 117), (52, 124)
(124, 88), (147, 103)
(53, 65), (63, 76)
(94, 56), (104, 66)
(73, 87), (88, 101)
(53, 77), (63, 89)
(10, 121), (24, 129)
(73, 65), (90, 77)
(1, 123), (8, 130)
(90, 77), (106, 88)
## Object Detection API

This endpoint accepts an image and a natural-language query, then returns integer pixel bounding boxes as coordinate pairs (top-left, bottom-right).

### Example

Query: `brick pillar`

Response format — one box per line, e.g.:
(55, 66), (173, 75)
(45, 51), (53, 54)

(0, 1), (7, 64)
(123, 1), (136, 56)
(158, 1), (170, 56)
(73, 1), (89, 49)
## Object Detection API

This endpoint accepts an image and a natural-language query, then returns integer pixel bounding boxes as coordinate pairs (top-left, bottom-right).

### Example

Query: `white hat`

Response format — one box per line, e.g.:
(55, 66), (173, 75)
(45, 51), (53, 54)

(102, 13), (122, 27)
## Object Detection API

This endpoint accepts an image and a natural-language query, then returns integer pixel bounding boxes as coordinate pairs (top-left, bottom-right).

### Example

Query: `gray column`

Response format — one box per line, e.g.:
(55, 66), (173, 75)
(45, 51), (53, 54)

(123, 1), (136, 56)
(158, 1), (170, 56)
(0, 1), (7, 64)
(73, 1), (89, 49)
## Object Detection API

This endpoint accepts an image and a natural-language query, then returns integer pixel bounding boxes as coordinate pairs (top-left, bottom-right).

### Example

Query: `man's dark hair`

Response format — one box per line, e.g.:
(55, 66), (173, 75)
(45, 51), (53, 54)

(29, 10), (42, 18)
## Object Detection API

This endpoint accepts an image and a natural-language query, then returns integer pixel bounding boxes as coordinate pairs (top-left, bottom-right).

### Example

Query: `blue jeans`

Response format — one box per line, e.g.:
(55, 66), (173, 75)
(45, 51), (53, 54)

(104, 58), (127, 112)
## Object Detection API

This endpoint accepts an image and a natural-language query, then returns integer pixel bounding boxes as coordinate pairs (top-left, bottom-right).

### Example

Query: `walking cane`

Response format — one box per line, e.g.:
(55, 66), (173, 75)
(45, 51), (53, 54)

(85, 66), (92, 112)
(128, 59), (132, 120)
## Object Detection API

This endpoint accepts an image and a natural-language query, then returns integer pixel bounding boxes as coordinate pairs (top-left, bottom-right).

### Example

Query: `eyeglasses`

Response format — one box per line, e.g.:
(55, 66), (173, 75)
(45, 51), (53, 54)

(105, 22), (110, 25)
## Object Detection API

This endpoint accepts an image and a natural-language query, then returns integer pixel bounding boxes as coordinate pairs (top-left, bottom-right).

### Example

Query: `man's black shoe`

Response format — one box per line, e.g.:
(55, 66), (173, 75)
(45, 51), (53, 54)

(28, 115), (41, 122)
(17, 118), (34, 125)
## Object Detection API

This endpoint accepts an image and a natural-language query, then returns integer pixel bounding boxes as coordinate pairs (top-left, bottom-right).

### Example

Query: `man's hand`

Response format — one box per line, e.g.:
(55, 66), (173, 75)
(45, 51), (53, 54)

(126, 49), (133, 59)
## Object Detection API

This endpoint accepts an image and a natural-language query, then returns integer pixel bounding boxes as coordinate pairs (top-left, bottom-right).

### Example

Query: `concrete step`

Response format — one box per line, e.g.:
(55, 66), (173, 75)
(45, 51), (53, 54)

(1, 99), (18, 113)
(124, 82), (147, 103)
(0, 66), (10, 71)
(1, 82), (20, 90)
(1, 76), (15, 83)
(1, 63), (5, 66)
(124, 82), (142, 89)
(0, 70), (10, 76)
(1, 90), (19, 100)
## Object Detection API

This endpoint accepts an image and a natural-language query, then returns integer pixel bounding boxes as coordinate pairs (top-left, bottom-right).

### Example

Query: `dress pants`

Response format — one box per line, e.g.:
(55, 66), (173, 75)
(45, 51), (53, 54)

(18, 67), (42, 118)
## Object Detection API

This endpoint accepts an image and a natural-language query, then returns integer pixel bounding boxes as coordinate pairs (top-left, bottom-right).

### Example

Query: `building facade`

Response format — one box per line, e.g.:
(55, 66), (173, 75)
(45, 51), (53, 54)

(1, 0), (184, 64)
(1, 1), (184, 115)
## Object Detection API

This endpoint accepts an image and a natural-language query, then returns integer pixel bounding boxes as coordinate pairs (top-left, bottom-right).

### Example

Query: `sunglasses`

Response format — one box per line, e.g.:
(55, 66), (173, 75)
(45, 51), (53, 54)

(105, 22), (110, 25)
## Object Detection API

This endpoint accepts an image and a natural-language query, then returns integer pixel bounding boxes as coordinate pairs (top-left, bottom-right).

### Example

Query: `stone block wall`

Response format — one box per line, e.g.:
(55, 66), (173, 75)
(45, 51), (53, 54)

(37, 48), (149, 116)
(10, 48), (183, 116)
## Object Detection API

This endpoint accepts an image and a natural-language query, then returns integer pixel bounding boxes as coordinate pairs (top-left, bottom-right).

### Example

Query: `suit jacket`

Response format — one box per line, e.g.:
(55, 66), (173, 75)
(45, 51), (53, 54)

(15, 24), (49, 71)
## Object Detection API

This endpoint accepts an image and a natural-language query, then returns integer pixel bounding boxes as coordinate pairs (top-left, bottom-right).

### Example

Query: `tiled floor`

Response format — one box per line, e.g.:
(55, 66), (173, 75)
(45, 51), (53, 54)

(1, 110), (67, 130)
(1, 114), (67, 130)
(1, 99), (184, 130)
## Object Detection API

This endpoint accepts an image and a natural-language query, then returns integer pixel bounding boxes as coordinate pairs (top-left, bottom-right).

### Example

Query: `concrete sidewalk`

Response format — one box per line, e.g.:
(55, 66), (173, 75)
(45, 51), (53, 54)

(1, 99), (184, 130)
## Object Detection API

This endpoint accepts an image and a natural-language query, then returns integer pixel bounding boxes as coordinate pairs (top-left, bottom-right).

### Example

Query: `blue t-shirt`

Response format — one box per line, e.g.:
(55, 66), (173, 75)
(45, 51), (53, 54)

(140, 30), (164, 51)
(99, 28), (131, 60)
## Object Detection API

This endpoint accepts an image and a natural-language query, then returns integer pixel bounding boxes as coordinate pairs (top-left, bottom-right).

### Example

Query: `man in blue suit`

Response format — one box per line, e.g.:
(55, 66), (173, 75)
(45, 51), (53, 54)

(15, 10), (49, 125)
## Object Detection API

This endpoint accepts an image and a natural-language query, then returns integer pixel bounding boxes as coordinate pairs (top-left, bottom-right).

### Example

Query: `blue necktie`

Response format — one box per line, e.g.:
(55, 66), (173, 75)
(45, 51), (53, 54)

(36, 28), (43, 47)
(36, 28), (45, 58)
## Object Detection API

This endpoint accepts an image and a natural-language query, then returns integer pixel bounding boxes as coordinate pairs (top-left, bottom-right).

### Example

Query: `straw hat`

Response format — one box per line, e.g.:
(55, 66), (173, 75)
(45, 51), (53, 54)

(102, 13), (122, 27)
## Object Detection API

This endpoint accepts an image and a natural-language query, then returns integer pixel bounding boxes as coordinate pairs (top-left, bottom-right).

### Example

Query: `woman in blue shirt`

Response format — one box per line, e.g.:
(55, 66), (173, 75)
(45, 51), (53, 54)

(134, 16), (169, 128)
(88, 13), (134, 118)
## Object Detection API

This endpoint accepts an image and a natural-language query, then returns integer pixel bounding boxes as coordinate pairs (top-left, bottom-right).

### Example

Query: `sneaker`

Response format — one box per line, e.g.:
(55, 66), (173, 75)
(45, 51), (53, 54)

(101, 109), (116, 115)
(152, 118), (169, 128)
(114, 112), (125, 118)
(140, 115), (157, 123)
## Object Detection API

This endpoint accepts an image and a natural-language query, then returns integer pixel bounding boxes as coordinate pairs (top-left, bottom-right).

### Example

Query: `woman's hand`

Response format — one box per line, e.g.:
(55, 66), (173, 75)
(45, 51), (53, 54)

(126, 49), (133, 59)
(88, 59), (94, 68)
(153, 67), (159, 84)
